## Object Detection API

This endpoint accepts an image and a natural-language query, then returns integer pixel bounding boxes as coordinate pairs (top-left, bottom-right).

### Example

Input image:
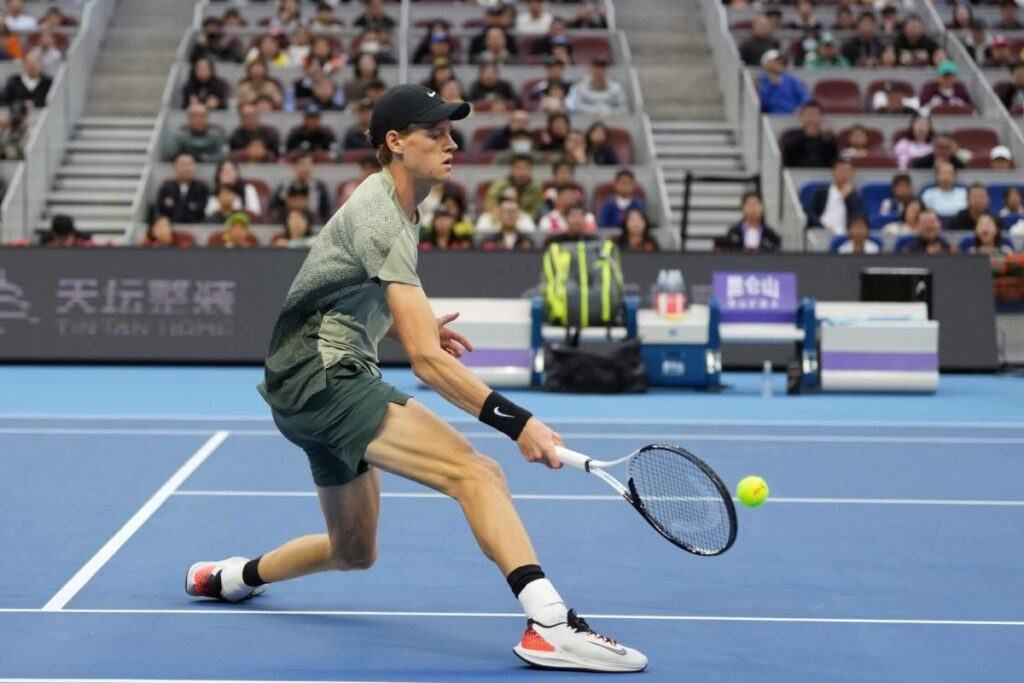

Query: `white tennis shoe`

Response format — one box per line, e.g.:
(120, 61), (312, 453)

(185, 556), (267, 602)
(513, 608), (648, 672)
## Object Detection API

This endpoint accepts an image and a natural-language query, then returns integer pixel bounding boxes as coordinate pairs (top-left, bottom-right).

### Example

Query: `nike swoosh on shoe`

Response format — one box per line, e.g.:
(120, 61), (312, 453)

(588, 641), (628, 656)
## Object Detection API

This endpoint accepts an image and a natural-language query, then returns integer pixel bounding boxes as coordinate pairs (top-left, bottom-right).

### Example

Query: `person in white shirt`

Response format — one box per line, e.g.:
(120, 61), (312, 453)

(5, 0), (37, 31)
(516, 0), (554, 36)
(837, 214), (880, 254)
(539, 184), (597, 233)
(565, 58), (627, 116)
(806, 159), (864, 235)
(920, 161), (968, 218)
(476, 188), (538, 234)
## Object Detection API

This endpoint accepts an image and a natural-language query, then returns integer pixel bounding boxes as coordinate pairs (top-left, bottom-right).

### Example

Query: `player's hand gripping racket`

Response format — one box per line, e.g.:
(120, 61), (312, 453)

(555, 444), (737, 556)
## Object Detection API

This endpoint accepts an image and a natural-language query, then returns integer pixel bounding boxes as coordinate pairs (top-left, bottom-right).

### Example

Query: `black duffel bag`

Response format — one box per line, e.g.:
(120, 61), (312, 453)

(543, 331), (648, 394)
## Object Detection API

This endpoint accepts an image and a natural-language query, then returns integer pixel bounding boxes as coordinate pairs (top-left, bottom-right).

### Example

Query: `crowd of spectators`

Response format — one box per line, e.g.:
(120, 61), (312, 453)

(134, 0), (651, 250)
(724, 0), (1023, 256)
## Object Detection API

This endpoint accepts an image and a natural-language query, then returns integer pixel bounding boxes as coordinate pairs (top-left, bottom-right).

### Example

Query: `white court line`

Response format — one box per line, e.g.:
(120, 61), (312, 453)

(41, 432), (230, 612)
(172, 490), (1024, 507)
(4, 428), (1024, 445)
(0, 607), (1021, 627)
(0, 680), (430, 683)
(2, 413), (1024, 430)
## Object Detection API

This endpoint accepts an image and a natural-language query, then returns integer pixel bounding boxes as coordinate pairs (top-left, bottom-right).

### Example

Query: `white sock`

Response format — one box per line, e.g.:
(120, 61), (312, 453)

(218, 558), (249, 601)
(517, 578), (567, 622)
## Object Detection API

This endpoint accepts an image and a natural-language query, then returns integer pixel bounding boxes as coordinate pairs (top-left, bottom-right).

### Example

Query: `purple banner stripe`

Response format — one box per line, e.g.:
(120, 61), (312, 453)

(822, 351), (938, 372)
(720, 310), (795, 324)
(461, 348), (532, 368)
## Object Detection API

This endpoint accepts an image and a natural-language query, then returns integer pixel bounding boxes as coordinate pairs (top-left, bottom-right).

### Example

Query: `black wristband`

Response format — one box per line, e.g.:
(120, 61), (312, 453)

(479, 391), (533, 441)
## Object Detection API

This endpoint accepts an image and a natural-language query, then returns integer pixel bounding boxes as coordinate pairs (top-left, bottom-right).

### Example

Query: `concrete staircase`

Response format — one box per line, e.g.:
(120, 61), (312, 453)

(39, 117), (153, 241)
(614, 0), (723, 121)
(85, 0), (195, 117)
(652, 121), (757, 250)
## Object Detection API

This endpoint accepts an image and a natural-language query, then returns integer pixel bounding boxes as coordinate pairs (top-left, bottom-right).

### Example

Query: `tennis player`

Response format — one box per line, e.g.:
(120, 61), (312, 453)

(185, 84), (646, 673)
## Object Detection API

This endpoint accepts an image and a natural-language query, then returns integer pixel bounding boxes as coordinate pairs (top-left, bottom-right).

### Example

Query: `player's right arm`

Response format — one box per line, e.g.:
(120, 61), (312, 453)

(385, 281), (562, 468)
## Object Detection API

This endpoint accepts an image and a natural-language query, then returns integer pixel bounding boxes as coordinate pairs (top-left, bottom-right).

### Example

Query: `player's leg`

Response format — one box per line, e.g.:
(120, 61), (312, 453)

(363, 399), (647, 672)
(257, 465), (382, 581)
(363, 398), (536, 573)
(185, 466), (382, 601)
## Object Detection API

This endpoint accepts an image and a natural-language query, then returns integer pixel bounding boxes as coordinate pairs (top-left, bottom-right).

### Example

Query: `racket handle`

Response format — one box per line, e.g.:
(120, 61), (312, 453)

(554, 446), (593, 472)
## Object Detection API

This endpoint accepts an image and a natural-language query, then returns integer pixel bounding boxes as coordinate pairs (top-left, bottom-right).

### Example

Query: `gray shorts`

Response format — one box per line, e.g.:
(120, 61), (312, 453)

(271, 364), (411, 487)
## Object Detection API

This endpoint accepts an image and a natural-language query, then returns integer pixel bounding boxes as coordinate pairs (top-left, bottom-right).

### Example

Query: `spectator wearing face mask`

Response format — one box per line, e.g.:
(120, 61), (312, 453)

(598, 170), (645, 228)
(493, 129), (545, 165)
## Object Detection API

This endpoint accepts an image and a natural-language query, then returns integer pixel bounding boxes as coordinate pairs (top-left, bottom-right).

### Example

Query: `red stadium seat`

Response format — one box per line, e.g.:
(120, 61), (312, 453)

(229, 148), (278, 164)
(966, 157), (993, 170)
(521, 78), (544, 110)
(25, 32), (70, 53)
(335, 178), (361, 208)
(864, 79), (914, 110)
(245, 178), (271, 217)
(283, 149), (332, 163)
(471, 99), (516, 113)
(571, 36), (612, 64)
(812, 79), (862, 114)
(929, 104), (973, 116)
(474, 150), (498, 164)
(850, 154), (898, 169)
(475, 180), (493, 214)
(591, 181), (645, 215)
(954, 128), (999, 157)
(471, 126), (498, 158)
(207, 231), (260, 247)
(413, 18), (452, 29)
(837, 126), (884, 151)
(606, 127), (633, 164)
(339, 149), (375, 164)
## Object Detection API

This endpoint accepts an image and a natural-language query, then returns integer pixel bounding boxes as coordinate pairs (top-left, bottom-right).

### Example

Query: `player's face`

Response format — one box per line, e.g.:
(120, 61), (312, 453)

(401, 121), (458, 182)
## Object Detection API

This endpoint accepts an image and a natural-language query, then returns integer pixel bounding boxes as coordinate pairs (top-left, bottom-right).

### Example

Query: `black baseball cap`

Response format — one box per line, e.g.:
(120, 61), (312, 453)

(368, 84), (470, 147)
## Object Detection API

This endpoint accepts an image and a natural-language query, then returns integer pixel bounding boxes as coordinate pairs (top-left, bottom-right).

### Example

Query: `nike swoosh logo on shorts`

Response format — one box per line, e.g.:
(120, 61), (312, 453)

(493, 406), (514, 418)
(588, 641), (627, 656)
(427, 90), (436, 97)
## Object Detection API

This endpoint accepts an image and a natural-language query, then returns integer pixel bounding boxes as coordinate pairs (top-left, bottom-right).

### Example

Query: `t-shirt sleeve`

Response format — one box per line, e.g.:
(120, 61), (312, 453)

(377, 228), (421, 287)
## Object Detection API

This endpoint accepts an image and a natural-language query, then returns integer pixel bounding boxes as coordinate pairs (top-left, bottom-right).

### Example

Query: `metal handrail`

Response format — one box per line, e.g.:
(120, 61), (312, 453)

(679, 172), (761, 250)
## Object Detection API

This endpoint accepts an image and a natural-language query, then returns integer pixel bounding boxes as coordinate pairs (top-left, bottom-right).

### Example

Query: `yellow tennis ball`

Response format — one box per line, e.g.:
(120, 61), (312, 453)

(737, 476), (769, 508)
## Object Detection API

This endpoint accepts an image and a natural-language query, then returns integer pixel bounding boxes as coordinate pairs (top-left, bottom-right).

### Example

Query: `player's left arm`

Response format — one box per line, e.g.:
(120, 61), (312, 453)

(385, 313), (473, 358)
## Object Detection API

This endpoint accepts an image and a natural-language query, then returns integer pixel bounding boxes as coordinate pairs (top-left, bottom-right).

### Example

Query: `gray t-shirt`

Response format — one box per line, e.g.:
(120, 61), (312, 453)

(259, 170), (421, 415)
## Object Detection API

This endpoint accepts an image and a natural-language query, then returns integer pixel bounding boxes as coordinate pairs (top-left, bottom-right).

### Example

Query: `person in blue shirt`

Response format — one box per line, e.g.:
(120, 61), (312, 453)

(597, 169), (646, 227)
(757, 49), (810, 114)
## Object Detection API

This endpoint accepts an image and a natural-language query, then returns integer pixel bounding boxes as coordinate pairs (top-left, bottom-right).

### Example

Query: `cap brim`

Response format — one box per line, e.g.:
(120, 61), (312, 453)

(412, 100), (471, 125)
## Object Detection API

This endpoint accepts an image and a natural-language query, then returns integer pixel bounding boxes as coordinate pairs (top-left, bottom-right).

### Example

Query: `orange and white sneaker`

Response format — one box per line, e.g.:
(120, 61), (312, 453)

(185, 556), (267, 603)
(513, 608), (648, 672)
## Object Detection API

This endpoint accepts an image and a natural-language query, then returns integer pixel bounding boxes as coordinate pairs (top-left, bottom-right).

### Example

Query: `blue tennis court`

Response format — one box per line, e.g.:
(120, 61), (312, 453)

(1, 366), (1022, 682)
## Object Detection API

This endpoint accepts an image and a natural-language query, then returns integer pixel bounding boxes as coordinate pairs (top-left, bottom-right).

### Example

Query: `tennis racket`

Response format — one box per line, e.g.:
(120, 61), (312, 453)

(555, 444), (737, 556)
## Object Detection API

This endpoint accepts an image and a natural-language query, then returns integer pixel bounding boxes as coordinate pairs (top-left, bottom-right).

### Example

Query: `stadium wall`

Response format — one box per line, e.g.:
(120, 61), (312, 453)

(0, 249), (997, 371)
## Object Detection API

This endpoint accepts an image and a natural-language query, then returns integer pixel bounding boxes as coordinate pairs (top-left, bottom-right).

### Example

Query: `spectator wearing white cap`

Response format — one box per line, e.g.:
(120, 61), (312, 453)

(757, 50), (809, 114)
(990, 145), (1014, 170)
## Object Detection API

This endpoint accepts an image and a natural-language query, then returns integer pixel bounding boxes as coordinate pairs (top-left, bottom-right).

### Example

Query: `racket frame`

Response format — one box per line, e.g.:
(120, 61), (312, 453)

(555, 445), (738, 556)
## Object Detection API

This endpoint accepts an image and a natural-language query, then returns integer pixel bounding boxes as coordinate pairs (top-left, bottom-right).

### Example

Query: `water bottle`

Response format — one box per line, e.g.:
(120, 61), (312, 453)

(283, 86), (296, 113)
(656, 269), (686, 319)
(762, 360), (774, 398)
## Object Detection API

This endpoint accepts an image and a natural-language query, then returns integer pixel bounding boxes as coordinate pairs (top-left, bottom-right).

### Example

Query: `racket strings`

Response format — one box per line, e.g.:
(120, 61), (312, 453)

(628, 446), (733, 554)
